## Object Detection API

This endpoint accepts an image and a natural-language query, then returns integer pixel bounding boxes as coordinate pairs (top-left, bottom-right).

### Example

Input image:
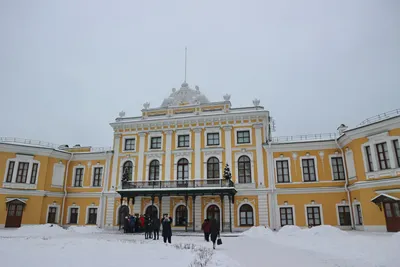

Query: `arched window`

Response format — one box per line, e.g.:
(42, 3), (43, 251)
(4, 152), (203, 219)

(207, 157), (220, 184)
(177, 158), (189, 180)
(145, 205), (158, 219)
(175, 205), (187, 226)
(239, 204), (254, 226)
(238, 156), (251, 183)
(149, 160), (160, 181)
(123, 161), (133, 181)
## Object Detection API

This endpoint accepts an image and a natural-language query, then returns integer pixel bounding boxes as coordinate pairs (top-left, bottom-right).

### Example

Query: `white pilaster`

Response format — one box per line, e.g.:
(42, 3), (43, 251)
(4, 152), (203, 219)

(254, 124), (265, 187)
(223, 126), (232, 169)
(137, 132), (146, 181)
(266, 146), (276, 229)
(110, 133), (121, 190)
(195, 196), (202, 231)
(258, 194), (268, 227)
(194, 128), (202, 179)
(164, 130), (173, 181)
(133, 196), (142, 215)
(99, 152), (112, 228)
(223, 195), (232, 230)
(162, 196), (171, 216)
(105, 196), (115, 228)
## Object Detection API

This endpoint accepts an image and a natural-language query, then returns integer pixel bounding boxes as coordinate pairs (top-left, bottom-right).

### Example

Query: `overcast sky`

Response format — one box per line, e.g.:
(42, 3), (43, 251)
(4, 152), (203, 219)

(1, 0), (399, 147)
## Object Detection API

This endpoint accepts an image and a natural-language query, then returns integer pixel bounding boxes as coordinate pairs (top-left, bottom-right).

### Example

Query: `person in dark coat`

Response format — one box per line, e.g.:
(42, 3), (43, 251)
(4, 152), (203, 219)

(209, 218), (220, 249)
(144, 215), (153, 239)
(129, 215), (136, 233)
(123, 216), (130, 233)
(152, 217), (160, 240)
(135, 215), (140, 232)
(201, 219), (211, 242)
(161, 214), (173, 243)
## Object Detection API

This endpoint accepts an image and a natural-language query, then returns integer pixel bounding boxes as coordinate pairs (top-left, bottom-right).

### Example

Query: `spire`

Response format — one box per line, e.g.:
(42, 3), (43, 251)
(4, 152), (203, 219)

(184, 46), (187, 83)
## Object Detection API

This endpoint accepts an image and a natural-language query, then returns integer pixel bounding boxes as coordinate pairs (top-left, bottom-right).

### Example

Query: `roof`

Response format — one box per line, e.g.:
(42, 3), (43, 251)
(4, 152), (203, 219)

(371, 193), (400, 203)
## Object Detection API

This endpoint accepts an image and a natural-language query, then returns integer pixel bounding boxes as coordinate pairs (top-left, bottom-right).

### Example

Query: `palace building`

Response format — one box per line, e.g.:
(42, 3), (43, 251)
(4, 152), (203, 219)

(1, 82), (400, 232)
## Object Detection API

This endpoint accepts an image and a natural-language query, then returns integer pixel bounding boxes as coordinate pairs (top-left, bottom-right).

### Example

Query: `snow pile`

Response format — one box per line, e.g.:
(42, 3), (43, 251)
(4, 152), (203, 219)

(0, 224), (67, 237)
(304, 225), (348, 236)
(67, 226), (103, 234)
(277, 225), (301, 236)
(242, 226), (274, 239)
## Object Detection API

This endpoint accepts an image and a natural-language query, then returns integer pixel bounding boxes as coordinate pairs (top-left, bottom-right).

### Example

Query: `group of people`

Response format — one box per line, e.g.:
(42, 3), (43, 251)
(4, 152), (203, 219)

(123, 213), (173, 243)
(201, 218), (220, 249)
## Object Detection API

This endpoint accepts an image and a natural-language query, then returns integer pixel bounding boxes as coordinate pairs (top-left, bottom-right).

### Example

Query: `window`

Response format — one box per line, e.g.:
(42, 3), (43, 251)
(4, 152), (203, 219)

(338, 206), (351, 226)
(238, 156), (251, 183)
(16, 162), (29, 183)
(177, 158), (189, 180)
(69, 208), (79, 224)
(30, 163), (38, 184)
(376, 142), (390, 170)
(394, 140), (400, 167)
(307, 206), (321, 226)
(87, 208), (97, 225)
(149, 160), (160, 181)
(47, 207), (57, 224)
(207, 133), (220, 146)
(6, 161), (15, 182)
(276, 160), (290, 183)
(124, 138), (135, 151)
(355, 204), (363, 225)
(237, 130), (250, 144)
(207, 157), (220, 184)
(175, 205), (187, 226)
(331, 157), (345, 180)
(150, 137), (162, 149)
(384, 203), (392, 218)
(365, 146), (374, 172)
(302, 159), (316, 182)
(178, 135), (190, 148)
(239, 204), (254, 226)
(122, 161), (133, 181)
(280, 207), (294, 226)
(92, 167), (103, 187)
(74, 168), (84, 187)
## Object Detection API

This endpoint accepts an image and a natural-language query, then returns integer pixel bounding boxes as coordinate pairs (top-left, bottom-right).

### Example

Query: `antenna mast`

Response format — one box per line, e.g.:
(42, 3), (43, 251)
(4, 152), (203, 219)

(184, 46), (187, 83)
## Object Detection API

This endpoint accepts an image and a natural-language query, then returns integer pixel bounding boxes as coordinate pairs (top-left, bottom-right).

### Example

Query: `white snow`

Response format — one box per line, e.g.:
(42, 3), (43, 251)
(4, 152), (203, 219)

(0, 225), (399, 267)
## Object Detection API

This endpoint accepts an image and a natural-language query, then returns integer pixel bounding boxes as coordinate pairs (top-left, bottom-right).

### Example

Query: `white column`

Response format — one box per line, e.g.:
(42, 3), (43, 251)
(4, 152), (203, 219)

(162, 196), (171, 216)
(133, 196), (142, 214)
(99, 152), (112, 228)
(258, 194), (268, 227)
(105, 196), (115, 229)
(266, 147), (276, 229)
(137, 132), (146, 181)
(110, 133), (121, 190)
(223, 195), (231, 230)
(223, 125), (232, 169)
(164, 130), (173, 181)
(194, 128), (202, 179)
(195, 196), (202, 231)
(254, 124), (265, 187)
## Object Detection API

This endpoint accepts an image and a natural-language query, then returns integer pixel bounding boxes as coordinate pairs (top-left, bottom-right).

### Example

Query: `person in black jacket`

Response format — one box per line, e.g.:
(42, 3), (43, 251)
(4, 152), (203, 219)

(144, 215), (153, 239)
(161, 214), (173, 243)
(152, 216), (160, 240)
(209, 218), (220, 249)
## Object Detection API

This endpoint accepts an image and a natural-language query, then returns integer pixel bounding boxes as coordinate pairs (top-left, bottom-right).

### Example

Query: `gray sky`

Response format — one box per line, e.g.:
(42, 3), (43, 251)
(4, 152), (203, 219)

(1, 0), (399, 147)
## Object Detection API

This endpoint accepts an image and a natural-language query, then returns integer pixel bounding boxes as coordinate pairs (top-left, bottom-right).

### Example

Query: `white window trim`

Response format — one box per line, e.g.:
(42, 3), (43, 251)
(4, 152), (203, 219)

(237, 202), (257, 227)
(335, 204), (351, 226)
(67, 206), (80, 224)
(119, 158), (136, 185)
(86, 206), (99, 225)
(352, 201), (363, 226)
(204, 127), (222, 147)
(46, 204), (61, 224)
(148, 132), (163, 151)
(234, 127), (253, 146)
(175, 129), (192, 149)
(203, 153), (223, 180)
(274, 157), (292, 183)
(300, 156), (319, 182)
(90, 164), (104, 187)
(174, 156), (192, 180)
(51, 162), (66, 188)
(3, 157), (41, 188)
(304, 204), (324, 226)
(329, 154), (346, 181)
(278, 204), (296, 227)
(72, 165), (86, 187)
(234, 151), (255, 184)
(172, 202), (190, 226)
(344, 149), (357, 179)
(145, 156), (163, 182)
(122, 135), (137, 152)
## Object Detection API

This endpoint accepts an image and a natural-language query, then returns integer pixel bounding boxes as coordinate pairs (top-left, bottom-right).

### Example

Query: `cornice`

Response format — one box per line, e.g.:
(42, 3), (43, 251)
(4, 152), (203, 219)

(349, 177), (400, 190)
(264, 140), (338, 152)
(275, 186), (345, 194)
(0, 143), (71, 160)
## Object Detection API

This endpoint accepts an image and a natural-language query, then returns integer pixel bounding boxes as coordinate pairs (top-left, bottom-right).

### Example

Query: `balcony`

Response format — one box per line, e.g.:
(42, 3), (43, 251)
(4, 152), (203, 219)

(118, 178), (236, 197)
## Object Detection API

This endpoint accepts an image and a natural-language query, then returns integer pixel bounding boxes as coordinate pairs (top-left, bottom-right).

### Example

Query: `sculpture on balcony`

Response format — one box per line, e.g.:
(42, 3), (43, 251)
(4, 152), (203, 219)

(223, 164), (232, 180)
(121, 168), (129, 183)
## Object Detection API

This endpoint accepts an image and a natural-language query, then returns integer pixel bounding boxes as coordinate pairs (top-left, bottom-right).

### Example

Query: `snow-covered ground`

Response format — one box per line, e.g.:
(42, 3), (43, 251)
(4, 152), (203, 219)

(0, 224), (399, 267)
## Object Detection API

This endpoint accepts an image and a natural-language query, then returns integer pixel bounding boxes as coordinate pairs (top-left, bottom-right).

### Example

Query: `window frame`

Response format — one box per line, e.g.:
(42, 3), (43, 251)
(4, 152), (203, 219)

(6, 161), (15, 183)
(175, 205), (188, 226)
(393, 139), (400, 168)
(355, 204), (363, 225)
(16, 162), (29, 183)
(47, 206), (58, 224)
(276, 159), (291, 183)
(365, 145), (374, 172)
(73, 167), (84, 187)
(177, 134), (190, 148)
(150, 136), (162, 150)
(238, 155), (252, 184)
(279, 206), (294, 227)
(92, 166), (103, 187)
(376, 142), (390, 170)
(236, 130), (251, 144)
(177, 158), (189, 181)
(123, 138), (136, 151)
(148, 160), (160, 181)
(87, 207), (98, 225)
(68, 207), (80, 224)
(301, 157), (318, 182)
(122, 160), (134, 181)
(305, 205), (323, 226)
(337, 205), (351, 226)
(239, 204), (254, 226)
(207, 133), (220, 146)
(330, 156), (346, 181)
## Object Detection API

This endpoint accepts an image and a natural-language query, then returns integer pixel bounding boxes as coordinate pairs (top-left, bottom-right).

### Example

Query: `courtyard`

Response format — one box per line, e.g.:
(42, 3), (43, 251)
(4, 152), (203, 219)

(0, 225), (399, 267)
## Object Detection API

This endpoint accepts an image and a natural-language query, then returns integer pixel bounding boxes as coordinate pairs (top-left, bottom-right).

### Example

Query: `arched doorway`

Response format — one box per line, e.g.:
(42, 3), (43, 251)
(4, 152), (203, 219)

(207, 205), (220, 226)
(118, 205), (129, 230)
(5, 200), (25, 228)
(145, 205), (158, 219)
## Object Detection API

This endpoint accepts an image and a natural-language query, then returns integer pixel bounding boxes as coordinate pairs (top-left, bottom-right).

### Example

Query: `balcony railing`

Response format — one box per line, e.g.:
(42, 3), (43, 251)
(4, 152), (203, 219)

(121, 178), (235, 190)
(271, 133), (338, 143)
(357, 108), (400, 127)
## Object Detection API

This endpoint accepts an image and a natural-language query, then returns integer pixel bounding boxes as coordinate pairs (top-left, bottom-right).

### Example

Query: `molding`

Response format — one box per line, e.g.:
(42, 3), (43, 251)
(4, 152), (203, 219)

(349, 177), (400, 190)
(122, 135), (137, 153)
(234, 127), (253, 146)
(276, 187), (345, 194)
(46, 203), (61, 224)
(274, 157), (292, 184)
(0, 143), (71, 159)
(204, 127), (222, 147)
(175, 129), (192, 149)
(266, 140), (338, 152)
(234, 151), (255, 184)
(172, 149), (193, 157)
(148, 133), (163, 151)
(3, 157), (41, 188)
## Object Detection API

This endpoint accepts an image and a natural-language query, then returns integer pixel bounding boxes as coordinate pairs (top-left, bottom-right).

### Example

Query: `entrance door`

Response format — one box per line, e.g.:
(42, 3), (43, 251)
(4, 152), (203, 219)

(145, 205), (158, 219)
(207, 205), (220, 226)
(118, 205), (129, 229)
(383, 202), (400, 232)
(5, 202), (25, 228)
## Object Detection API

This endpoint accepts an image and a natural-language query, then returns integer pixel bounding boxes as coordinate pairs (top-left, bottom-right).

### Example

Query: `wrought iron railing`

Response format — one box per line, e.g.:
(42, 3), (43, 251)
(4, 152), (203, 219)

(121, 178), (235, 190)
(271, 133), (338, 143)
(357, 108), (400, 127)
